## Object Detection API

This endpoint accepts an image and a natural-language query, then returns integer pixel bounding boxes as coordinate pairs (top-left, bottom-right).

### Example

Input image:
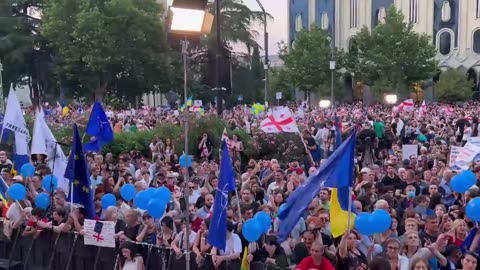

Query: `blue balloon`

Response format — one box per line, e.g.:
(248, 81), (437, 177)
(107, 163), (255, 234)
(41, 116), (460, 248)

(354, 213), (376, 236)
(20, 163), (35, 178)
(134, 191), (150, 210)
(101, 194), (116, 209)
(120, 184), (136, 201)
(8, 183), (26, 200)
(451, 171), (475, 193)
(372, 209), (392, 233)
(463, 170), (477, 185)
(147, 198), (166, 218)
(156, 187), (172, 203)
(254, 211), (272, 233)
(467, 197), (480, 221)
(35, 193), (50, 209)
(242, 218), (263, 242)
(42, 175), (58, 193)
(179, 154), (193, 168)
(278, 204), (287, 218)
(145, 187), (156, 199)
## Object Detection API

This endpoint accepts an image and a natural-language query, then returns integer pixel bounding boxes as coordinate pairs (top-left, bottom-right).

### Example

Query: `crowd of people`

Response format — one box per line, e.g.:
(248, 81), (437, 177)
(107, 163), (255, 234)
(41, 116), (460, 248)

(1, 100), (480, 270)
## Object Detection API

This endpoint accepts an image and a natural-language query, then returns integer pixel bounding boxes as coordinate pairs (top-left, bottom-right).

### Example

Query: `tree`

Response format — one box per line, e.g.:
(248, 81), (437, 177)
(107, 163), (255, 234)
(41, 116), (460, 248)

(42, 0), (175, 101)
(436, 69), (473, 102)
(278, 27), (333, 98)
(0, 0), (53, 105)
(346, 6), (437, 97)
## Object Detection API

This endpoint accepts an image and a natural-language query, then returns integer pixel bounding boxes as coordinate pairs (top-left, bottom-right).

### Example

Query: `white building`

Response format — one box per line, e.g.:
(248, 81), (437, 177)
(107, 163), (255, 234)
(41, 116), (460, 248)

(288, 0), (480, 101)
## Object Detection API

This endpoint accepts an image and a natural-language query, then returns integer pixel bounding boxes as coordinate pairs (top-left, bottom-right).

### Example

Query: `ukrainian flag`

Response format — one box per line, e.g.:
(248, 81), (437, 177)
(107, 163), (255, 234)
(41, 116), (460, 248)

(330, 188), (356, 237)
(186, 96), (193, 107)
(241, 246), (249, 270)
(329, 114), (356, 238)
(0, 177), (9, 206)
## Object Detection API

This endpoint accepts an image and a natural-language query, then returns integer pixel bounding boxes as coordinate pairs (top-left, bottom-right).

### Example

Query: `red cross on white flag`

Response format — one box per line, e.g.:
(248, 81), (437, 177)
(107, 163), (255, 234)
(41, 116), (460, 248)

(260, 107), (299, 133)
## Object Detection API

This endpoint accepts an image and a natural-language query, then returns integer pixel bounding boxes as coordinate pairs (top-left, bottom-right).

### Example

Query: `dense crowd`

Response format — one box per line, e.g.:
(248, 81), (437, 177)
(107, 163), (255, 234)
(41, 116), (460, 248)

(2, 100), (480, 270)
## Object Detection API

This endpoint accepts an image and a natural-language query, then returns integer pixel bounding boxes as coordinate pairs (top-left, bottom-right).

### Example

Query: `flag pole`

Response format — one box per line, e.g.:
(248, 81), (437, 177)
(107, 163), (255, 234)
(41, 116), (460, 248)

(347, 186), (353, 230)
(297, 131), (315, 167)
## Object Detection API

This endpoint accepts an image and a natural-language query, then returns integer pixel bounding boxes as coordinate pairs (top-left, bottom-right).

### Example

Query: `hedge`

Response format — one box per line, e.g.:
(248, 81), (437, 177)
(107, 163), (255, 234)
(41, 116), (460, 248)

(2, 116), (305, 164)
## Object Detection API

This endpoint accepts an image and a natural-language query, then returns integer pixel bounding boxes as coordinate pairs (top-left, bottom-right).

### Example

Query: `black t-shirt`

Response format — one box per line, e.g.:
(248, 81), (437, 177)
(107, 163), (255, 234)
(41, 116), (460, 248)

(418, 230), (438, 246)
(335, 249), (368, 270)
(381, 174), (405, 191)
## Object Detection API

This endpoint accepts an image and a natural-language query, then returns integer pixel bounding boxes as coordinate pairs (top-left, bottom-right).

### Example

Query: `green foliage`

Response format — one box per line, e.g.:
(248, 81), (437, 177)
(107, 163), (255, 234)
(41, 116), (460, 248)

(0, 0), (53, 104)
(278, 27), (334, 97)
(345, 6), (437, 96)
(436, 69), (474, 102)
(270, 67), (294, 102)
(42, 0), (176, 101)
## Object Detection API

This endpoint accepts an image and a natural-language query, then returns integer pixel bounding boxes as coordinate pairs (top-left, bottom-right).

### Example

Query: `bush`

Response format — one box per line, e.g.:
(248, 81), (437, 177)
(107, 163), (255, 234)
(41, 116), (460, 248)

(34, 116), (306, 164)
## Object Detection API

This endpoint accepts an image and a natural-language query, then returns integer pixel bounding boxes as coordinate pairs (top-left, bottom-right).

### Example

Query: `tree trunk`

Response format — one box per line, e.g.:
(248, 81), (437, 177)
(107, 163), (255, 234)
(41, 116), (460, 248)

(94, 81), (108, 102)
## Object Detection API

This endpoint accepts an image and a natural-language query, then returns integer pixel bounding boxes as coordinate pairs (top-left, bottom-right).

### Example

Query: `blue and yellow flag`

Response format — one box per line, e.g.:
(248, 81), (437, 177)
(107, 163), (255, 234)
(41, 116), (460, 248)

(65, 124), (95, 219)
(278, 129), (357, 242)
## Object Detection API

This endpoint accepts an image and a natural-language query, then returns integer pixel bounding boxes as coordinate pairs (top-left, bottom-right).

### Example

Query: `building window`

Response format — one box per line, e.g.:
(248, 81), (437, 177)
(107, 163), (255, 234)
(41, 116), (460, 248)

(321, 12), (329, 30)
(437, 30), (452, 55)
(350, 0), (358, 28)
(477, 0), (480, 18)
(295, 14), (303, 32)
(409, 0), (419, 23)
(378, 6), (386, 24)
(348, 37), (358, 53)
(441, 1), (451, 22)
(473, 30), (480, 53)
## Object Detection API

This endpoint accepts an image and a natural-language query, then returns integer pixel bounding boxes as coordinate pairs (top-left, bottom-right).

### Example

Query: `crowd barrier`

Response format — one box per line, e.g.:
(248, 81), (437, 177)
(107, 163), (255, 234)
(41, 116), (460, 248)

(0, 223), (290, 270)
(0, 223), (232, 270)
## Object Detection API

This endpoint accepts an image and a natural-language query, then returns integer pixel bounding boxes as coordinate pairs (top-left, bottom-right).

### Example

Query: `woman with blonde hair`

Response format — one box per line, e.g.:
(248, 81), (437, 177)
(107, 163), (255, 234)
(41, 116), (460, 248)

(449, 219), (468, 246)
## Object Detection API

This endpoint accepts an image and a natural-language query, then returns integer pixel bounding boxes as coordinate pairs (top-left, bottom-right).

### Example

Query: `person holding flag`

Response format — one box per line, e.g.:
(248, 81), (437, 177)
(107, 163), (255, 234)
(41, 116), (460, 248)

(208, 131), (241, 269)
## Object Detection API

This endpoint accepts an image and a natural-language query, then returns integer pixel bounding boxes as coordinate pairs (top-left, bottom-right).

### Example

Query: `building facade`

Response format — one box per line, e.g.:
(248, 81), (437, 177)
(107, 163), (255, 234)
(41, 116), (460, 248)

(288, 0), (480, 101)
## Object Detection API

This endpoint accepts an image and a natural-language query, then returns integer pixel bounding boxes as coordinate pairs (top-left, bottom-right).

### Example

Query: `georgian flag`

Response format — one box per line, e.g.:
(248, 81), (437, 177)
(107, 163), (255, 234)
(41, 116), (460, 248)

(442, 106), (454, 116)
(260, 107), (299, 133)
(401, 99), (415, 112)
(418, 100), (427, 116)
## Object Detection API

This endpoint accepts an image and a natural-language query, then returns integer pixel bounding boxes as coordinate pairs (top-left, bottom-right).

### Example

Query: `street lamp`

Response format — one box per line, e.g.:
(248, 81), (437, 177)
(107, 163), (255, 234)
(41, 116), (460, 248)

(329, 40), (336, 107)
(385, 94), (398, 105)
(168, 6), (212, 270)
(255, 0), (269, 107)
(319, 100), (331, 108)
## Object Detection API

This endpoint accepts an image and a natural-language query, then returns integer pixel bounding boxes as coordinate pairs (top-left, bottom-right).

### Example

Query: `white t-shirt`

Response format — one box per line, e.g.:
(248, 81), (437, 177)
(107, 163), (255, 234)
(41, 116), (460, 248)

(175, 230), (197, 250)
(219, 233), (242, 255)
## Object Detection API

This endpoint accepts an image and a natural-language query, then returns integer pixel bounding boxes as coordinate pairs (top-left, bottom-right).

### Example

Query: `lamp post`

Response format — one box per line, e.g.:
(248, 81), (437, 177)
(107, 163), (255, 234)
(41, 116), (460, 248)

(168, 6), (212, 270)
(215, 0), (224, 115)
(255, 0), (269, 106)
(329, 40), (336, 107)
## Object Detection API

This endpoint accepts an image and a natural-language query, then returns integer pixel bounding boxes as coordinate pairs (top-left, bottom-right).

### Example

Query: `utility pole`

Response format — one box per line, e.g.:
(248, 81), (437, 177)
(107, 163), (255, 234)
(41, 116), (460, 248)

(255, 0), (269, 106)
(215, 0), (223, 115)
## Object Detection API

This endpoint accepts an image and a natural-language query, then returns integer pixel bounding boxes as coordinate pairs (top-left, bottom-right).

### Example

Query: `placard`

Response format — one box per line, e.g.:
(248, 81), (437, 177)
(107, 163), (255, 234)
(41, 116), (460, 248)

(84, 219), (116, 248)
(402, 145), (417, 160)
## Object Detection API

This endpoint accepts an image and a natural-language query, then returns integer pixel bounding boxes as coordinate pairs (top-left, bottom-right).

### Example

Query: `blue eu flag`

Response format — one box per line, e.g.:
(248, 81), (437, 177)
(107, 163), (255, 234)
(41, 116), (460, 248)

(65, 124), (95, 219)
